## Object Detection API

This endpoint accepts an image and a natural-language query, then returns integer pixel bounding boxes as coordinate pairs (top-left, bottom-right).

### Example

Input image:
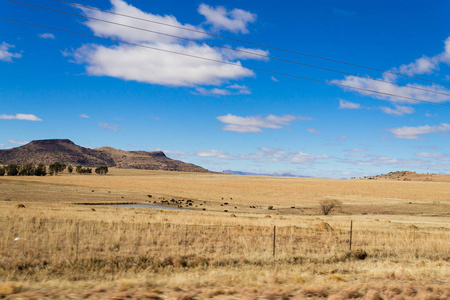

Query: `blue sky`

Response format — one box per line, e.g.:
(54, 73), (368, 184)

(1, 0), (449, 178)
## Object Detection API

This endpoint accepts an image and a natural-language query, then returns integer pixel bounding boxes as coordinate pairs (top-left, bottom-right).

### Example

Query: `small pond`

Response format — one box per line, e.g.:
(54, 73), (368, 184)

(109, 204), (193, 211)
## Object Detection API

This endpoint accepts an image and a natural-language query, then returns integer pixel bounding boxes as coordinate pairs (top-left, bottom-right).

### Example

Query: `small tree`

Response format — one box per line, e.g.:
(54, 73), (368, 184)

(319, 200), (343, 215)
(76, 165), (82, 174)
(6, 164), (19, 176)
(0, 167), (5, 176)
(95, 166), (108, 175)
(67, 165), (73, 174)
(49, 162), (66, 176)
(35, 164), (47, 176)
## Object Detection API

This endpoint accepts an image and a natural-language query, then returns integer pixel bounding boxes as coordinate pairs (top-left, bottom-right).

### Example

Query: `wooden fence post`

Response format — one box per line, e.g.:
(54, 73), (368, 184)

(75, 221), (80, 261)
(273, 226), (276, 258)
(349, 220), (353, 252)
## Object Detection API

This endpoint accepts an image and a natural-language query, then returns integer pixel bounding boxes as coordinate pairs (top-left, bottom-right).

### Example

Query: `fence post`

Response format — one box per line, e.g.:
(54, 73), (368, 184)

(75, 221), (80, 261)
(273, 226), (276, 258)
(349, 220), (353, 252)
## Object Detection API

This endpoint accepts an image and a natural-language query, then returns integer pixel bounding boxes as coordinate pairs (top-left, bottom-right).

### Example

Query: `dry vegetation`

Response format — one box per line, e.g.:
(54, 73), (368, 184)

(0, 169), (449, 299)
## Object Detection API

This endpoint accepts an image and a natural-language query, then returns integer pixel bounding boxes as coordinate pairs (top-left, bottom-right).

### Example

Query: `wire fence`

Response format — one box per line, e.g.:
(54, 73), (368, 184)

(2, 218), (448, 267)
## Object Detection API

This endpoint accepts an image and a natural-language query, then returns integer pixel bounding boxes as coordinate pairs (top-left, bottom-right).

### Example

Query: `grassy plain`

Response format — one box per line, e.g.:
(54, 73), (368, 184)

(0, 169), (449, 299)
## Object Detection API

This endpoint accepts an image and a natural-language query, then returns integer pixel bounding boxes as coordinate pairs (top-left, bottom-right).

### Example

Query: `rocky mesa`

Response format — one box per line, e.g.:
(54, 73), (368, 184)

(0, 139), (210, 173)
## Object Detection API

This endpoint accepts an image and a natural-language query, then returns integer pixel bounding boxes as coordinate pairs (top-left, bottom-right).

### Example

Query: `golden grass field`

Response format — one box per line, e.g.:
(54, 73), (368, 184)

(0, 169), (449, 299)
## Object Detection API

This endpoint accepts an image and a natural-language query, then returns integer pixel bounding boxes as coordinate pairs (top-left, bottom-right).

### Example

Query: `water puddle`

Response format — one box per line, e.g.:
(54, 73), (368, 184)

(109, 204), (193, 211)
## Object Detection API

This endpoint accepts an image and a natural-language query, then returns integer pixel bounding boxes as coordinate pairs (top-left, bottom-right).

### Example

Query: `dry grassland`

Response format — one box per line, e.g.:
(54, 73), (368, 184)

(0, 169), (449, 299)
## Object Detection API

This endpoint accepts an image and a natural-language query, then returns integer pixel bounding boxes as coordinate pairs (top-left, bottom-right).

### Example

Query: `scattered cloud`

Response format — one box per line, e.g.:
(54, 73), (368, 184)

(7, 139), (27, 146)
(425, 113), (437, 118)
(68, 0), (263, 89)
(79, 114), (90, 118)
(379, 105), (414, 116)
(344, 148), (368, 158)
(195, 84), (251, 96)
(388, 123), (450, 139)
(217, 113), (311, 133)
(307, 128), (321, 134)
(395, 36), (450, 76)
(196, 149), (235, 159)
(271, 76), (279, 82)
(0, 42), (22, 62)
(0, 113), (42, 121)
(98, 122), (120, 131)
(198, 4), (256, 34)
(338, 99), (361, 109)
(331, 36), (450, 104)
(163, 150), (188, 159)
(39, 33), (55, 39)
(194, 147), (329, 165)
(221, 47), (269, 61)
(415, 152), (444, 158)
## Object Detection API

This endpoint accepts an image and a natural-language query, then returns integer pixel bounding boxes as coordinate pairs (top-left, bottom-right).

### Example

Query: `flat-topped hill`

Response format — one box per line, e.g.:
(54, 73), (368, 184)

(0, 139), (210, 172)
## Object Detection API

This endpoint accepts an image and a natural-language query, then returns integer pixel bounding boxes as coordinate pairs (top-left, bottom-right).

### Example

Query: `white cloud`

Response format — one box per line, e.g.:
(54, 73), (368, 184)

(98, 122), (120, 131)
(388, 123), (450, 139)
(0, 114), (42, 121)
(332, 75), (450, 104)
(39, 33), (55, 39)
(194, 147), (329, 165)
(71, 43), (254, 87)
(217, 113), (311, 133)
(307, 128), (321, 134)
(331, 36), (450, 104)
(425, 113), (437, 118)
(198, 4), (256, 34)
(415, 152), (444, 158)
(0, 42), (22, 62)
(79, 114), (90, 118)
(69, 1), (264, 89)
(338, 99), (361, 109)
(396, 36), (450, 76)
(7, 139), (27, 146)
(271, 76), (279, 82)
(81, 0), (205, 44)
(379, 105), (414, 116)
(221, 47), (269, 61)
(196, 149), (234, 159)
(163, 150), (188, 159)
(195, 84), (251, 96)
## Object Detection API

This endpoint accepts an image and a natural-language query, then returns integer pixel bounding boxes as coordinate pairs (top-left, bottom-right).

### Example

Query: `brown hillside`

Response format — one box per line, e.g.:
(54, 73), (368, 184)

(361, 171), (450, 182)
(96, 146), (211, 172)
(0, 139), (114, 166)
(0, 139), (211, 172)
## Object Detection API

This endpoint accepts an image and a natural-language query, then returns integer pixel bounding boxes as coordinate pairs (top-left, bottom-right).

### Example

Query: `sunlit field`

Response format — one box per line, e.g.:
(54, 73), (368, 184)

(0, 169), (449, 299)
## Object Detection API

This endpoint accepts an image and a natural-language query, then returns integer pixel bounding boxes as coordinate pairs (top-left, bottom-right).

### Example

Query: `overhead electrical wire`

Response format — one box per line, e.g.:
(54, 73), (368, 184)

(8, 0), (450, 98)
(2, 16), (450, 108)
(47, 0), (450, 88)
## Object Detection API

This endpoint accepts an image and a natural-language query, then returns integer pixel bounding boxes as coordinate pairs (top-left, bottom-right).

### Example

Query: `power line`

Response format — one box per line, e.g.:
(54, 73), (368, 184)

(1, 16), (450, 107)
(9, 0), (450, 98)
(49, 0), (450, 88)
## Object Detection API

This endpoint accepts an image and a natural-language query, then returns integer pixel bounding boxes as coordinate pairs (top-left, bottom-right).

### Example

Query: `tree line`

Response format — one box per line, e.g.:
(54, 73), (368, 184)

(0, 162), (108, 176)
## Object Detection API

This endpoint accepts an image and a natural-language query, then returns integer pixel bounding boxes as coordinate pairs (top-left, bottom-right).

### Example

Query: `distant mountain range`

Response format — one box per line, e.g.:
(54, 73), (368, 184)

(0, 139), (211, 173)
(222, 170), (311, 178)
